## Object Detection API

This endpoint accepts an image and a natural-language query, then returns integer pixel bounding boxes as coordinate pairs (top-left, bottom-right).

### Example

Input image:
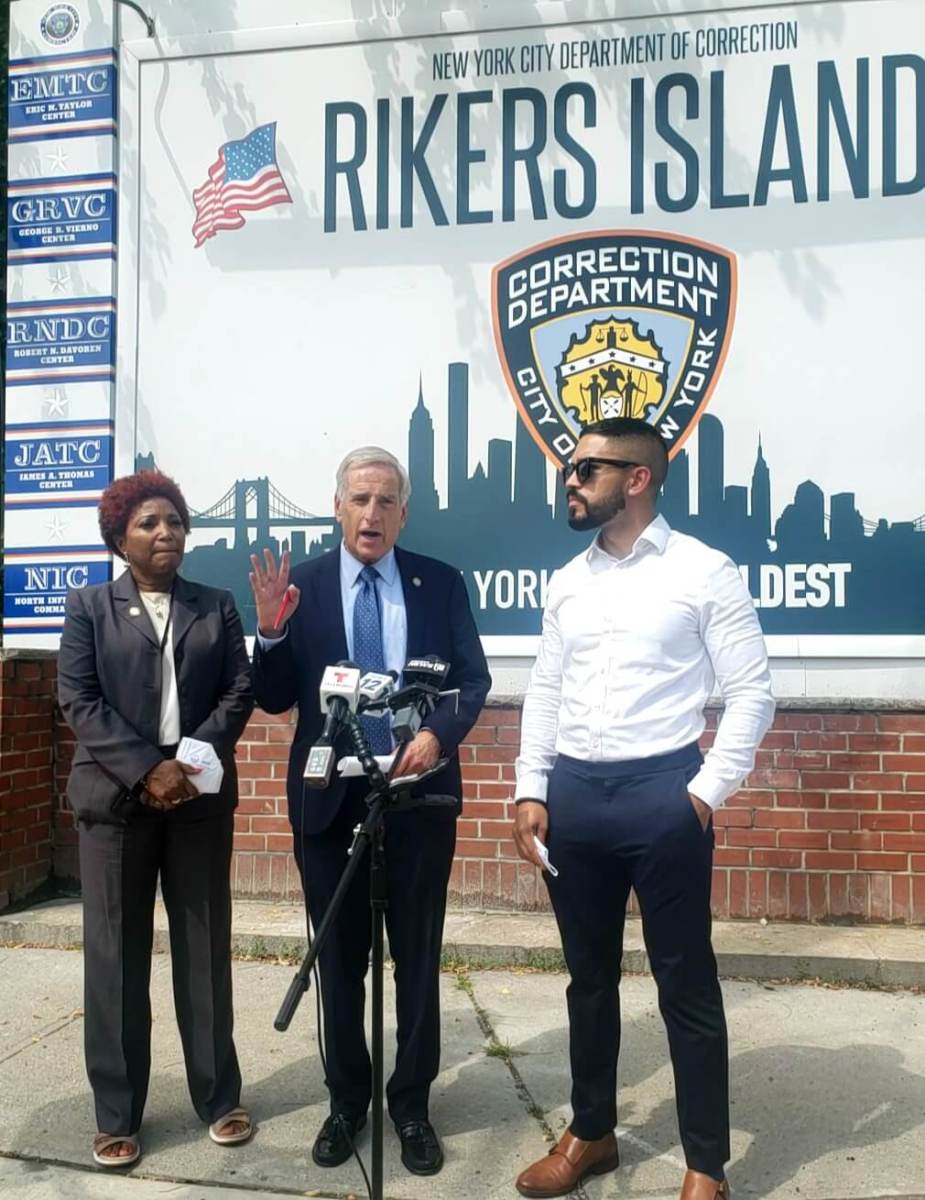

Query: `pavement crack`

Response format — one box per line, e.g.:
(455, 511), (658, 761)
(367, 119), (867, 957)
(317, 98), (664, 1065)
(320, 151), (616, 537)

(0, 1010), (83, 1065)
(0, 1150), (420, 1199)
(455, 967), (592, 1200)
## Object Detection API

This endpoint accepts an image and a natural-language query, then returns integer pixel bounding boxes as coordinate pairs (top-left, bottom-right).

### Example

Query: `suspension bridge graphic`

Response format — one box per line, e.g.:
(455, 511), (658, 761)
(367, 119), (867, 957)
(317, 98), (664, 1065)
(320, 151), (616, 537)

(189, 478), (333, 549)
(186, 476), (925, 553)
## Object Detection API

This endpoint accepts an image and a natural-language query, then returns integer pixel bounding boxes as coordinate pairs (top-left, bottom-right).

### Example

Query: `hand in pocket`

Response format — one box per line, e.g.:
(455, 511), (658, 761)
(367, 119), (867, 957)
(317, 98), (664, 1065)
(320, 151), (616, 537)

(688, 792), (712, 831)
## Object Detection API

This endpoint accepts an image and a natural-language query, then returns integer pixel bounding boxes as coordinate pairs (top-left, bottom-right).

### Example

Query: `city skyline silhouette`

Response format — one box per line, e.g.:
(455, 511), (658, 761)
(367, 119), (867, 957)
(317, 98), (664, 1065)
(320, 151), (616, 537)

(144, 360), (925, 637)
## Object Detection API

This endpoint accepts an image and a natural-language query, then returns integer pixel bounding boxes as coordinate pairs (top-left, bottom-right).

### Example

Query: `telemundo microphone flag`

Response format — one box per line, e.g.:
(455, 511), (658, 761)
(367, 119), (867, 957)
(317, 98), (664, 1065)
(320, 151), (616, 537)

(191, 122), (292, 247)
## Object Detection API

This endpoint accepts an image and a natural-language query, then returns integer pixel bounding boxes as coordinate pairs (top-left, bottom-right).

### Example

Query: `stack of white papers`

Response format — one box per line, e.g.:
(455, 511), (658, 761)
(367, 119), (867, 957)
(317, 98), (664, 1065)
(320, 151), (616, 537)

(176, 737), (225, 795)
(336, 753), (397, 777)
(335, 753), (451, 790)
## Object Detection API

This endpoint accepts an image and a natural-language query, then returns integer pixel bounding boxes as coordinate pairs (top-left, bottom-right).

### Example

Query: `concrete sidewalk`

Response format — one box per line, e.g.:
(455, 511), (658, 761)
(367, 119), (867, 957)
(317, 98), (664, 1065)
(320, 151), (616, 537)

(0, 942), (924, 1200)
(2, 896), (925, 988)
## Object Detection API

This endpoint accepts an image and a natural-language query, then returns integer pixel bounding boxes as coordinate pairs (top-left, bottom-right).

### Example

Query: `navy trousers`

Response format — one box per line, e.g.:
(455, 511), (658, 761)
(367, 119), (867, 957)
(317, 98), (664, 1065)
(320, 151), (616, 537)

(544, 745), (729, 1180)
(294, 781), (457, 1126)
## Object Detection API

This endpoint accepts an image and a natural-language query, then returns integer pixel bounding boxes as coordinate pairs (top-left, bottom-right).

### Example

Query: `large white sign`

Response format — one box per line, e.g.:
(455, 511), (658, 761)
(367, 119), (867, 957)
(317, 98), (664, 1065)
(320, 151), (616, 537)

(5, 0), (925, 678)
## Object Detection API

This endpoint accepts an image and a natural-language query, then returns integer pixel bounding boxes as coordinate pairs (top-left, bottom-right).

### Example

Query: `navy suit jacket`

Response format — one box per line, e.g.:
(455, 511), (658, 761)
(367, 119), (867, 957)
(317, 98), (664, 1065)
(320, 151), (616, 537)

(252, 545), (491, 835)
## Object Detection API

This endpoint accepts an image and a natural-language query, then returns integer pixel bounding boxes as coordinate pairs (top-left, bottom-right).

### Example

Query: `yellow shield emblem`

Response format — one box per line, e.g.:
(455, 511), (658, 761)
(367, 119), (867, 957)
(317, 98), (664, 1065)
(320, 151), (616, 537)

(557, 318), (666, 424)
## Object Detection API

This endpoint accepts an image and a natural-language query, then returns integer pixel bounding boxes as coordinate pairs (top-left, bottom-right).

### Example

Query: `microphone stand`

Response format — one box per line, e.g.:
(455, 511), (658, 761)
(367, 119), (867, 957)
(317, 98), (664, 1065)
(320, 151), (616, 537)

(274, 704), (455, 1200)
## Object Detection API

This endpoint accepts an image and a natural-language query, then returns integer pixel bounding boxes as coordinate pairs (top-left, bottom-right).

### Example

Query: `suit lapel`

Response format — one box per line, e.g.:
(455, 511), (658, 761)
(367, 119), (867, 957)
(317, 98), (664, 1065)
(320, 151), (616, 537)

(396, 547), (428, 658)
(171, 575), (201, 650)
(314, 547), (349, 662)
(112, 569), (159, 647)
(112, 570), (201, 649)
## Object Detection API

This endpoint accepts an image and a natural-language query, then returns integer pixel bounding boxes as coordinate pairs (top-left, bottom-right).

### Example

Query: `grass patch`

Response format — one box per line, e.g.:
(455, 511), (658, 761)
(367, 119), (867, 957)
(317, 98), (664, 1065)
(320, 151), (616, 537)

(231, 938), (303, 965)
(485, 1037), (524, 1060)
(440, 947), (567, 973)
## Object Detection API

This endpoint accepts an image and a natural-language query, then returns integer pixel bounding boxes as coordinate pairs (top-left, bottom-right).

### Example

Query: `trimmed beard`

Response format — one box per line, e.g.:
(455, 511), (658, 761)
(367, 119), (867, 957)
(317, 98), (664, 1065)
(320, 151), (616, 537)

(567, 488), (627, 531)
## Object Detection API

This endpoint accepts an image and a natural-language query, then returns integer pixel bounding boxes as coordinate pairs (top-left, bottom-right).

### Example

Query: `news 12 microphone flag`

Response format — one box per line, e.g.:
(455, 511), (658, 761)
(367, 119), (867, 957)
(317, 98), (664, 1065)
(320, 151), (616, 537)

(4, 0), (925, 655)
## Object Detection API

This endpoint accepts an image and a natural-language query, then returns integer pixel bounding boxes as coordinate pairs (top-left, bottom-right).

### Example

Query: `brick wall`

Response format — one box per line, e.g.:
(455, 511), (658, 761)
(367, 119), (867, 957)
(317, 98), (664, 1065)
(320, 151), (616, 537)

(2, 650), (925, 924)
(0, 656), (57, 909)
(230, 707), (304, 900)
(449, 707), (925, 923)
(704, 711), (925, 923)
(230, 705), (925, 924)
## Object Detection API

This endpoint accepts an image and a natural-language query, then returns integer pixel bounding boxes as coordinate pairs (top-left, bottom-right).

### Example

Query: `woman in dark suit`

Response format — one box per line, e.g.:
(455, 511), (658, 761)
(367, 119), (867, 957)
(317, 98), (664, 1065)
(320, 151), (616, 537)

(58, 470), (255, 1168)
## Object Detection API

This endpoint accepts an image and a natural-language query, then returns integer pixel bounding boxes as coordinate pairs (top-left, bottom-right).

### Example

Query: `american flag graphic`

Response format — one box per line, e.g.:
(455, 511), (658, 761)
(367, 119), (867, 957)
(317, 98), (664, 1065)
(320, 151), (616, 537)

(192, 122), (292, 248)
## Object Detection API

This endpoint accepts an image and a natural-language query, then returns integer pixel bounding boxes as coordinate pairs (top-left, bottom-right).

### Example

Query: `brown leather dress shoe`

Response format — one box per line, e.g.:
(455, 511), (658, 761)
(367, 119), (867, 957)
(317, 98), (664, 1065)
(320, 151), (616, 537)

(515, 1128), (619, 1198)
(679, 1168), (731, 1199)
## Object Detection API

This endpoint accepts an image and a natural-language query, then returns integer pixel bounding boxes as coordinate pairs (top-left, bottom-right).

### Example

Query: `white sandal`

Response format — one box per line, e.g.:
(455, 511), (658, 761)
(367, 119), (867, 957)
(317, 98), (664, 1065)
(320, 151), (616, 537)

(209, 1106), (254, 1146)
(92, 1132), (141, 1167)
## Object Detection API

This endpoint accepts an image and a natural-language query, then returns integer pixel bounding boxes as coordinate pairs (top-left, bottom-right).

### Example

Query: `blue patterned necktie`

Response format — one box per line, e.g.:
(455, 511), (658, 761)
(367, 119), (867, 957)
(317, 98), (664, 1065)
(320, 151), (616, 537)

(352, 565), (392, 754)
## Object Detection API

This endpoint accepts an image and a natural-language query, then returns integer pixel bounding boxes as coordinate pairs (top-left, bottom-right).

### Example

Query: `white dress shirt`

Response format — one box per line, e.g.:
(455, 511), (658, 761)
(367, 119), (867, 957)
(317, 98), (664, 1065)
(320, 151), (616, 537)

(257, 545), (408, 673)
(515, 514), (775, 810)
(138, 590), (181, 745)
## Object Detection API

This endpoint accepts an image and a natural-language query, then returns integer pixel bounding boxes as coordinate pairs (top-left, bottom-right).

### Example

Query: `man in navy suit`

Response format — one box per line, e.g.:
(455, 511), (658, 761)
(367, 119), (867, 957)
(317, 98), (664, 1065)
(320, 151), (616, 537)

(250, 446), (490, 1176)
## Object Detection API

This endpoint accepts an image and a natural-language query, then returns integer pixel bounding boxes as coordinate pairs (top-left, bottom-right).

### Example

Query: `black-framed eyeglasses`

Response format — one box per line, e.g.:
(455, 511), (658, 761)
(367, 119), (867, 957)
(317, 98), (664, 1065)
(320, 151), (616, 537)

(560, 457), (641, 486)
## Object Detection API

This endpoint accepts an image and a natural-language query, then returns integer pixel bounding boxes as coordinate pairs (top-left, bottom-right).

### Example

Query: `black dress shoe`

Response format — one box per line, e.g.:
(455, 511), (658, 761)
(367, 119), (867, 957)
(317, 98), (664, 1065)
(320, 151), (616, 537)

(396, 1119), (444, 1175)
(312, 1112), (366, 1167)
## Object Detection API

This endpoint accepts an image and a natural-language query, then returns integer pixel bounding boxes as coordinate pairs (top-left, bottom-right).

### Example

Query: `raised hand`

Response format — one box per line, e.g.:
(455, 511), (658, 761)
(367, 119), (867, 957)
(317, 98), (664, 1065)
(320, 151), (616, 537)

(249, 549), (301, 638)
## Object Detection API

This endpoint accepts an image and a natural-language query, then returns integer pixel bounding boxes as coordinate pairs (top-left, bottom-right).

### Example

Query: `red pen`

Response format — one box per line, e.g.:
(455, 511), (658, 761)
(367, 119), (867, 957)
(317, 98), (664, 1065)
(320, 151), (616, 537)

(272, 585), (297, 631)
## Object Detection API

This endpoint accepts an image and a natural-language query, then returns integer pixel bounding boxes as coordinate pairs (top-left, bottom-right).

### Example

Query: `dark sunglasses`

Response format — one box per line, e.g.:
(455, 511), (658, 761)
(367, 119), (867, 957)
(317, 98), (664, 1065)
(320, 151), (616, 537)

(560, 456), (642, 486)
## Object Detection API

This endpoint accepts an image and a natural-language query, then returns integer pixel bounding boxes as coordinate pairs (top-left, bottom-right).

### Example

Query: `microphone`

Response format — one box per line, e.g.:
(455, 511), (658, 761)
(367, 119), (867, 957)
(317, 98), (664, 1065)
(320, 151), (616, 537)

(403, 655), (450, 689)
(391, 655), (450, 743)
(318, 661), (362, 716)
(305, 662), (361, 788)
(357, 670), (398, 711)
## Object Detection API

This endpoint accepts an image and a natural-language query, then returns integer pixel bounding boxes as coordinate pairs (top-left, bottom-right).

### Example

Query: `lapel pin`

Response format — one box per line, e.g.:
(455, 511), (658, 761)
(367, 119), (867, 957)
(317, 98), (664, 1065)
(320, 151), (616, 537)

(129, 605), (141, 616)
(412, 577), (422, 587)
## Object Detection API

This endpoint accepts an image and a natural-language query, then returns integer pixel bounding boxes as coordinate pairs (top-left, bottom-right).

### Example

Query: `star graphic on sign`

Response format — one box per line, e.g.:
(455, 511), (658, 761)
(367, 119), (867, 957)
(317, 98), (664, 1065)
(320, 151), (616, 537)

(45, 514), (68, 542)
(43, 388), (69, 417)
(49, 266), (72, 293)
(45, 146), (70, 174)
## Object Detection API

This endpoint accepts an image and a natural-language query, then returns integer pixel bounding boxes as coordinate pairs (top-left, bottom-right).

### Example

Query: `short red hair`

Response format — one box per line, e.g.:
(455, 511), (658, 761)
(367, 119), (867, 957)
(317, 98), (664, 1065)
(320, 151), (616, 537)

(98, 470), (191, 559)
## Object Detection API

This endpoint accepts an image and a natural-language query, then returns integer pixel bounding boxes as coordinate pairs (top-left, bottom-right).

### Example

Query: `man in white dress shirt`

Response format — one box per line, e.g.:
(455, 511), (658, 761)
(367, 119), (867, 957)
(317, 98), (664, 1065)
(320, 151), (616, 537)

(512, 418), (775, 1200)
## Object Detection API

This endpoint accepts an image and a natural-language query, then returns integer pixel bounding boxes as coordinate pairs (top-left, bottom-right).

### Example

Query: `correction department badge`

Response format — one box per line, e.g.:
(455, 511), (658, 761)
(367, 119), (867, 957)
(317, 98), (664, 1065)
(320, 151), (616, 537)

(40, 4), (80, 45)
(491, 231), (736, 463)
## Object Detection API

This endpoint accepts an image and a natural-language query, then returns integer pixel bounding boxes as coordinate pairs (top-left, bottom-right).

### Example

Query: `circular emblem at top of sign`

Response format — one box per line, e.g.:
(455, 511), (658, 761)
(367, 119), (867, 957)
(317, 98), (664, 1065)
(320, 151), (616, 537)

(41, 4), (80, 46)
